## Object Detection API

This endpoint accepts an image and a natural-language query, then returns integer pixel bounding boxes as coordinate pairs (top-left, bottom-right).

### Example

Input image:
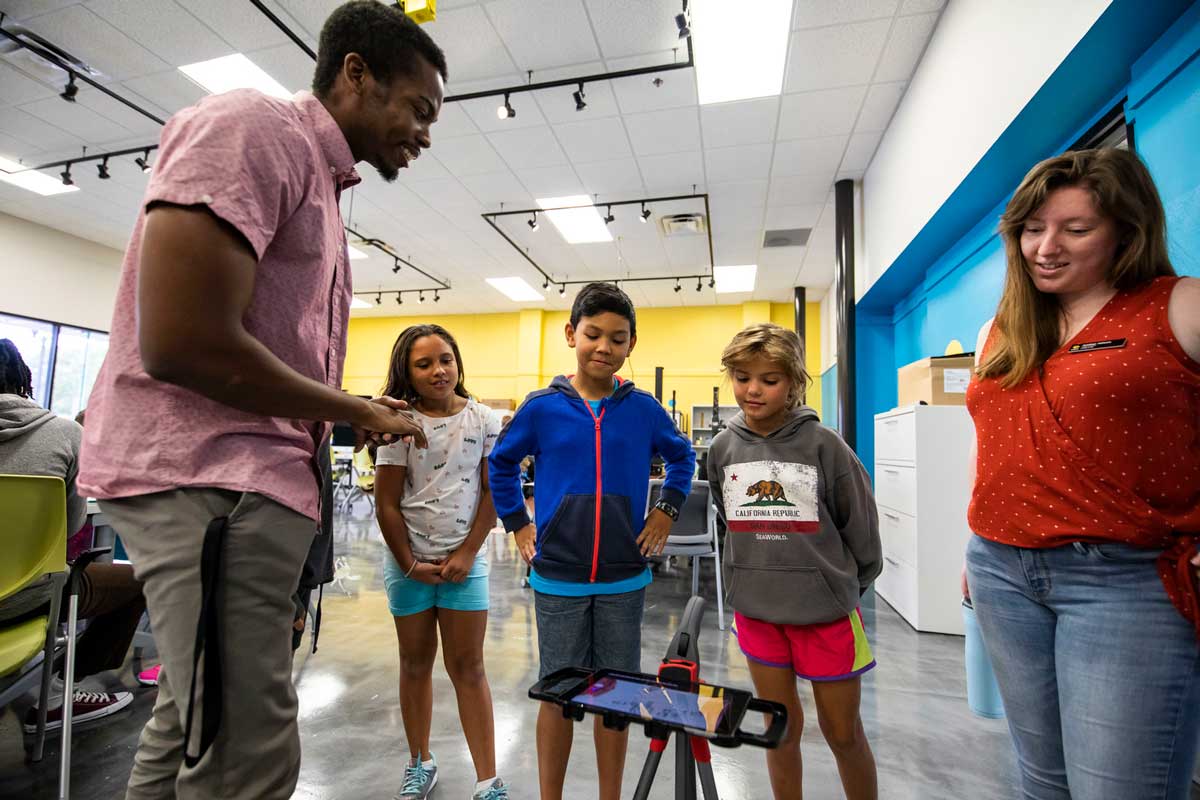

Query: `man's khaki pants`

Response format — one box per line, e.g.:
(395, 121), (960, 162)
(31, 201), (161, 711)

(101, 489), (316, 800)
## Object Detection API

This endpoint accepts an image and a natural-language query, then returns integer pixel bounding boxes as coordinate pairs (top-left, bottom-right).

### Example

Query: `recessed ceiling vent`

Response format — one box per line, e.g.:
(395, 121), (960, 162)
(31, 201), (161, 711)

(762, 228), (811, 248)
(0, 24), (103, 87)
(658, 213), (707, 237)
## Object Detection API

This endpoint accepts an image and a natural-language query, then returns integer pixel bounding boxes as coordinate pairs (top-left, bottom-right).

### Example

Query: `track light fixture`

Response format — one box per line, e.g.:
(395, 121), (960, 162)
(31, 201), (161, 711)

(396, 293), (403, 305)
(392, 256), (402, 274)
(674, 279), (682, 292)
(528, 212), (539, 232)
(60, 163), (73, 186)
(60, 71), (78, 102)
(559, 283), (566, 296)
(135, 149), (152, 173)
(675, 12), (690, 39)
(96, 157), (110, 180)
(708, 277), (715, 288)
(497, 93), (515, 120)
(639, 203), (651, 223)
(603, 205), (614, 225)
(695, 277), (702, 292)
(572, 83), (586, 112)
(434, 290), (441, 302)
(419, 291), (425, 303)
(542, 277), (550, 289)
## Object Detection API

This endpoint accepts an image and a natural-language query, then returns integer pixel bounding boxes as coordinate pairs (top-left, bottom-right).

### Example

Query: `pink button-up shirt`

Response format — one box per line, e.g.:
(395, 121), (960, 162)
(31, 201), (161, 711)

(79, 90), (360, 520)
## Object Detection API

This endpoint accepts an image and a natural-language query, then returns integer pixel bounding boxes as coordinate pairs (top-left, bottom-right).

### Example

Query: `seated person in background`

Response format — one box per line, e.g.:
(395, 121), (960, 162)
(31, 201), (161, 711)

(0, 339), (146, 730)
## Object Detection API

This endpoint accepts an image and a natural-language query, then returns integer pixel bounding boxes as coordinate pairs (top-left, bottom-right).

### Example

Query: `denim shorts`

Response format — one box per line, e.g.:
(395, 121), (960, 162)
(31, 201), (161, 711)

(382, 552), (490, 617)
(534, 588), (645, 679)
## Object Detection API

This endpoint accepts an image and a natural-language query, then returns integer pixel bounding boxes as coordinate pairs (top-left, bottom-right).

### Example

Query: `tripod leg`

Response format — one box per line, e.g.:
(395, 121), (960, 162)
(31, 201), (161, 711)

(632, 739), (668, 800)
(676, 732), (697, 800)
(693, 738), (720, 800)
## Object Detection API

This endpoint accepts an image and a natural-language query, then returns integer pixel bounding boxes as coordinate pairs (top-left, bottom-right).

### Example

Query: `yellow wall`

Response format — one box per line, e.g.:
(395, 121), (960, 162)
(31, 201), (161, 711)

(345, 300), (822, 426)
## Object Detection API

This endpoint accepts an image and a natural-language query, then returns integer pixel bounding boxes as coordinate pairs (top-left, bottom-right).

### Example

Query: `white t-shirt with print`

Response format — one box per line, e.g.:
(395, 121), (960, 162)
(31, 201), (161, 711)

(374, 398), (501, 562)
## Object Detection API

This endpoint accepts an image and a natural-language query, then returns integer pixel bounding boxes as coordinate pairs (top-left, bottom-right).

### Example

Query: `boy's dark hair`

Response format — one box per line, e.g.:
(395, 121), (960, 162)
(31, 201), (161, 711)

(0, 339), (34, 399)
(312, 1), (448, 97)
(381, 324), (470, 405)
(569, 282), (636, 336)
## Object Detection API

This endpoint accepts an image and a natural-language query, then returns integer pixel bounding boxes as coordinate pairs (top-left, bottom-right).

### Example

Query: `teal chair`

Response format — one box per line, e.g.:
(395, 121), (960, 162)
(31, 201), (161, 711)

(0, 474), (84, 799)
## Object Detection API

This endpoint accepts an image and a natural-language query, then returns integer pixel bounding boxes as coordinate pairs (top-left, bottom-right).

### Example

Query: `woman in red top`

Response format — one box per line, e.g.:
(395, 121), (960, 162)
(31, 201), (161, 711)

(964, 148), (1200, 800)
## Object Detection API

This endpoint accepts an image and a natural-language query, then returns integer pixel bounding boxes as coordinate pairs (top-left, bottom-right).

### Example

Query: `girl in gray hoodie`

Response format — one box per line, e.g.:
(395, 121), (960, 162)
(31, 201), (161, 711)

(707, 323), (881, 800)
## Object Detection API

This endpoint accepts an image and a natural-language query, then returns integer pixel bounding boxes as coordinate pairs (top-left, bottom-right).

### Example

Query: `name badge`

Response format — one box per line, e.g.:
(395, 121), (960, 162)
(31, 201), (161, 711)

(1068, 338), (1127, 354)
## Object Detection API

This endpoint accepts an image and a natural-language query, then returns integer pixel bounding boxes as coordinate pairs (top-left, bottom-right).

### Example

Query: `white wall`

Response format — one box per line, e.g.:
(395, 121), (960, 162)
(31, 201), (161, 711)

(820, 289), (837, 373)
(860, 0), (1111, 298)
(0, 212), (123, 331)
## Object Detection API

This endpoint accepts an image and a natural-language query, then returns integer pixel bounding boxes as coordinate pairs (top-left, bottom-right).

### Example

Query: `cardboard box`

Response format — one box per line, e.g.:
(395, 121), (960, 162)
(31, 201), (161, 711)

(897, 354), (975, 406)
(478, 398), (515, 411)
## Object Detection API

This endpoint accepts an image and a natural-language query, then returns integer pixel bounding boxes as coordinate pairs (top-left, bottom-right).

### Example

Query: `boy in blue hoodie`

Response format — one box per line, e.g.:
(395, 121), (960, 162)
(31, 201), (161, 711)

(488, 282), (695, 800)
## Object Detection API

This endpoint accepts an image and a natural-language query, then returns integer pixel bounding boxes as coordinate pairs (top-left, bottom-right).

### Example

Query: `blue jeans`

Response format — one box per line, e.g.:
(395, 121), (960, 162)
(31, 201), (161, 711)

(534, 588), (644, 680)
(966, 535), (1200, 799)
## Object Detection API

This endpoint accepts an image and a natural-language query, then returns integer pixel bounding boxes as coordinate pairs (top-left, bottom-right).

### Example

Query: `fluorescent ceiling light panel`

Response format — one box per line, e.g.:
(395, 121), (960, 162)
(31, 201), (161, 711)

(714, 264), (757, 293)
(0, 155), (78, 196)
(487, 276), (544, 302)
(347, 245), (370, 260)
(350, 297), (372, 309)
(692, 0), (793, 105)
(537, 195), (613, 244)
(179, 53), (292, 99)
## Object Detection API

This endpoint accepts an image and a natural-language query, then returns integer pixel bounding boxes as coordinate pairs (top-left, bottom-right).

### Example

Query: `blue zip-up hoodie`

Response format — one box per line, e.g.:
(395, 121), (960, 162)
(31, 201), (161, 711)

(488, 375), (696, 584)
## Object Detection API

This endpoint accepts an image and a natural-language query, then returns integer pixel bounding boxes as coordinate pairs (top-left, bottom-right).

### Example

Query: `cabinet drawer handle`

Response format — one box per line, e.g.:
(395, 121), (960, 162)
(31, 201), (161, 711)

(884, 556), (899, 566)
(883, 512), (900, 521)
(883, 468), (900, 475)
(884, 419), (898, 426)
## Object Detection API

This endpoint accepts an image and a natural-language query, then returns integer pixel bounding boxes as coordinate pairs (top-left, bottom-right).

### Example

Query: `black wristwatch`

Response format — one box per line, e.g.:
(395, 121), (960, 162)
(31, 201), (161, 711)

(653, 498), (680, 521)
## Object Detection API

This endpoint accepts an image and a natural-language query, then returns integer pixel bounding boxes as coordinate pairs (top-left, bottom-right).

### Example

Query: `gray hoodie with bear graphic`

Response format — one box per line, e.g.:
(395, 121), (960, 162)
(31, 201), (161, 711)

(707, 407), (881, 626)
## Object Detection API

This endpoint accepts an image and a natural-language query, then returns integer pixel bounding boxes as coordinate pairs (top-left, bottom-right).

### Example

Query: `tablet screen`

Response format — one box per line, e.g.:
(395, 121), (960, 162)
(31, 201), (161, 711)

(569, 674), (745, 736)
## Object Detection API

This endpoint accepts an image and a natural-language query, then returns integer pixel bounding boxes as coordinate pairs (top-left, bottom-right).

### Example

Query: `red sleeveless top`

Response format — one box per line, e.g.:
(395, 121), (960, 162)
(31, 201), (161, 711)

(967, 276), (1200, 632)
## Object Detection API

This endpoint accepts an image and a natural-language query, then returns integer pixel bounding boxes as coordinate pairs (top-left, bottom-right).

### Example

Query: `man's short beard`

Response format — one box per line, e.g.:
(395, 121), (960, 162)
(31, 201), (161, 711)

(377, 163), (399, 182)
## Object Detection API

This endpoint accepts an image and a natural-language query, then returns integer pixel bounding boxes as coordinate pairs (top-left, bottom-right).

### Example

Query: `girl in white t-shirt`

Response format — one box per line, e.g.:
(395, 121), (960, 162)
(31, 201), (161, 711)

(374, 324), (507, 800)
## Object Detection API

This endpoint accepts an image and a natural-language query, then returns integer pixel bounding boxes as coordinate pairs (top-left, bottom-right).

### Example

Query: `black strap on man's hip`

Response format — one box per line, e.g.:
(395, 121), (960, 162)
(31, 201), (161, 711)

(183, 516), (228, 768)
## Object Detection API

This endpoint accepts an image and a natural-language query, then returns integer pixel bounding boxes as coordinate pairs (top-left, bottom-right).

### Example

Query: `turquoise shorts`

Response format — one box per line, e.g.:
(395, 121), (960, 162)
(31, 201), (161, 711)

(382, 552), (490, 617)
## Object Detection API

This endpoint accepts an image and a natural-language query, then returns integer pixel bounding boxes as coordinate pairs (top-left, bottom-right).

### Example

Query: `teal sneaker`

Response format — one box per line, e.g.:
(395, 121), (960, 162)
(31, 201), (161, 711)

(395, 754), (438, 800)
(472, 778), (509, 800)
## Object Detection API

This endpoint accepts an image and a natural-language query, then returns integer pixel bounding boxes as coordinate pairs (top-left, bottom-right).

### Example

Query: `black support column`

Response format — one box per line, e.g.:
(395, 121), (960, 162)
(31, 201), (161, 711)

(834, 178), (855, 449)
(794, 286), (806, 404)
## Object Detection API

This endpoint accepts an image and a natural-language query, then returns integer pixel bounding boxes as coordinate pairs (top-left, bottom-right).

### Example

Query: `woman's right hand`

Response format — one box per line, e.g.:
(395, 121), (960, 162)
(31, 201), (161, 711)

(514, 524), (536, 565)
(407, 561), (444, 585)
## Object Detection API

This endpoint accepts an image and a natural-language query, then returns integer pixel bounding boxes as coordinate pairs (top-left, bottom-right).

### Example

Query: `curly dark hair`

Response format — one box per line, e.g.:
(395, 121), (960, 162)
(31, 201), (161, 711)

(312, 1), (447, 96)
(0, 338), (34, 399)
(570, 282), (637, 336)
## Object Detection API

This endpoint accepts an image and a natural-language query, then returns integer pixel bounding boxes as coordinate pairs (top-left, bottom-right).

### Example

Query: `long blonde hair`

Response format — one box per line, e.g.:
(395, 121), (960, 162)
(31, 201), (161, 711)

(720, 323), (811, 408)
(979, 148), (1175, 388)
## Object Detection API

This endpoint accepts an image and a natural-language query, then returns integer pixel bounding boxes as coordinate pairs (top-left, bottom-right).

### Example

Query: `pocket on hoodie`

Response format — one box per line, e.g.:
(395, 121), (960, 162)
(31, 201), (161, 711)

(538, 494), (597, 568)
(726, 565), (852, 626)
(596, 494), (646, 570)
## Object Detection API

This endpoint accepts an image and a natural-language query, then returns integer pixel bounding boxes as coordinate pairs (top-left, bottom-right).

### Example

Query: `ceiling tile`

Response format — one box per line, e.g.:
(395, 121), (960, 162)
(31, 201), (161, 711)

(874, 12), (939, 82)
(624, 106), (700, 156)
(121, 70), (210, 116)
(705, 144), (772, 183)
(840, 131), (883, 172)
(243, 43), (314, 95)
(855, 81), (905, 132)
(433, 134), (508, 176)
(20, 95), (133, 143)
(783, 19), (890, 93)
(900, 0), (946, 13)
(793, 0), (899, 29)
(608, 54), (697, 114)
(429, 103), (479, 140)
(72, 84), (166, 136)
(431, 5), (521, 84)
(0, 61), (57, 106)
(574, 158), (644, 195)
(764, 203), (825, 230)
(175, 0), (295, 53)
(459, 94), (548, 134)
(0, 0), (79, 21)
(514, 164), (585, 198)
(700, 97), (779, 148)
(458, 171), (532, 207)
(400, 150), (451, 181)
(531, 78), (621, 124)
(777, 86), (867, 140)
(18, 5), (172, 81)
(708, 179), (769, 214)
(485, 0), (601, 71)
(768, 173), (835, 206)
(405, 177), (480, 211)
(487, 125), (568, 169)
(553, 116), (631, 163)
(87, 0), (232, 66)
(585, 0), (681, 60)
(771, 136), (847, 178)
(636, 151), (702, 193)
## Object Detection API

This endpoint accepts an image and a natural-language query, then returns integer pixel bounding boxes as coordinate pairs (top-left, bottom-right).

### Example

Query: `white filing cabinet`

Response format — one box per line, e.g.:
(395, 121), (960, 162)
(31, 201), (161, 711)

(872, 405), (974, 635)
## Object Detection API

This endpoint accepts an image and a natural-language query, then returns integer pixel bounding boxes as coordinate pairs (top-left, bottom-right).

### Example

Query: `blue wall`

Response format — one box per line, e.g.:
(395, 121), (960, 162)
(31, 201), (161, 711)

(852, 0), (1199, 474)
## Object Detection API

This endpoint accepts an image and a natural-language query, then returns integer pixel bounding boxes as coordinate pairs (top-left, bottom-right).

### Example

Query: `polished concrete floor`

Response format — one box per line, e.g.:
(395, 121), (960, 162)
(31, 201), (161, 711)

(3, 502), (1197, 799)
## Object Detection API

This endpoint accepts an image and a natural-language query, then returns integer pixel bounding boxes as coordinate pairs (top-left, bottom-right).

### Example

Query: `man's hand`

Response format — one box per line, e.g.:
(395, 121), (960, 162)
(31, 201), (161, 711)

(636, 509), (672, 557)
(407, 561), (445, 585)
(440, 548), (475, 584)
(353, 396), (427, 451)
(514, 524), (536, 565)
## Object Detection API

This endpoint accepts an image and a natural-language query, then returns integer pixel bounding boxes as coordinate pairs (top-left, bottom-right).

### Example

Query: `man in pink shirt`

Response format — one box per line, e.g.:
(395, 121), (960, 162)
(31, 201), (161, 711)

(78, 3), (445, 797)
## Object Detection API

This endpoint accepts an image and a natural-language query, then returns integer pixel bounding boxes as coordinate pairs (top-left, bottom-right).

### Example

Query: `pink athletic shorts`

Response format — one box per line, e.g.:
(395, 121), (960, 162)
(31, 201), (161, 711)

(733, 608), (876, 681)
